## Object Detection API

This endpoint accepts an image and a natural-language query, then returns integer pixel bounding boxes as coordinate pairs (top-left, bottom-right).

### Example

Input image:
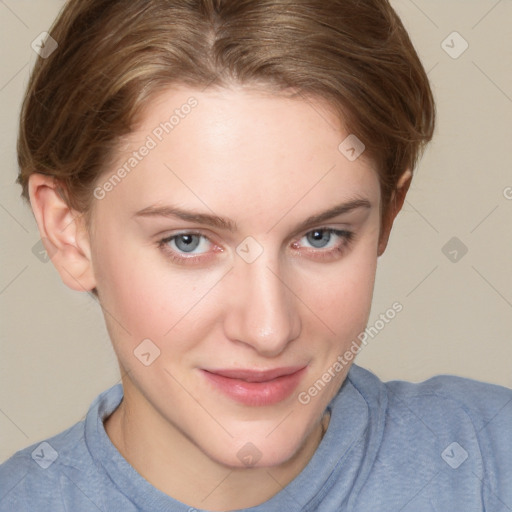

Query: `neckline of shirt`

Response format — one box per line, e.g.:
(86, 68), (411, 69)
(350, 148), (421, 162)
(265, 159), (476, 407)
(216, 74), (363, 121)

(84, 365), (383, 511)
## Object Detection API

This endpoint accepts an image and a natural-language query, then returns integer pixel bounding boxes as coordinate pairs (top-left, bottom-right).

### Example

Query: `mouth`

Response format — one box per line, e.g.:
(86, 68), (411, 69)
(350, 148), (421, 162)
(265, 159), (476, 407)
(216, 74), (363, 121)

(201, 366), (307, 406)
(205, 366), (305, 382)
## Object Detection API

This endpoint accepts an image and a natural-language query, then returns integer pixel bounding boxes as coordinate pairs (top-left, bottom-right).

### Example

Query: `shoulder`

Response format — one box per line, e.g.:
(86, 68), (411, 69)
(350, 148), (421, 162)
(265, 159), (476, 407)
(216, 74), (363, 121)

(0, 420), (87, 511)
(349, 364), (512, 429)
(349, 365), (512, 509)
(385, 371), (512, 432)
(0, 384), (123, 512)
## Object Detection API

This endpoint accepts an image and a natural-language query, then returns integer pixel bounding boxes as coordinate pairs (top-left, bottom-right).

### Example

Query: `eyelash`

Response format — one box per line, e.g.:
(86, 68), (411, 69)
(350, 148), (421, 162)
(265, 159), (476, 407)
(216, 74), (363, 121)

(157, 228), (355, 265)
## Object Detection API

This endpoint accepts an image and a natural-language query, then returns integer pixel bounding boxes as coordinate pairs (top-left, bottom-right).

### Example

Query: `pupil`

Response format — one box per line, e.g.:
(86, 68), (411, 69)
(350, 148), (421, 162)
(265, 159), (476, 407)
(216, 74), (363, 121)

(307, 229), (330, 248)
(175, 234), (200, 252)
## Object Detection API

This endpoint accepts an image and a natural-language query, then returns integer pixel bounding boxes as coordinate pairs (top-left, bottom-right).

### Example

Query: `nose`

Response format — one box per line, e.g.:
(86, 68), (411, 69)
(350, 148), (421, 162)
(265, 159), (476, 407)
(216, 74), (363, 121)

(223, 254), (301, 357)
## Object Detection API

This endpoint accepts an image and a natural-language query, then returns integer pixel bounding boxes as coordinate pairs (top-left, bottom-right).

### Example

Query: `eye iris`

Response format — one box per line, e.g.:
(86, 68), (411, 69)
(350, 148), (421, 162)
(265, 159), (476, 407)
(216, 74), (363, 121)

(307, 230), (331, 248)
(175, 234), (200, 252)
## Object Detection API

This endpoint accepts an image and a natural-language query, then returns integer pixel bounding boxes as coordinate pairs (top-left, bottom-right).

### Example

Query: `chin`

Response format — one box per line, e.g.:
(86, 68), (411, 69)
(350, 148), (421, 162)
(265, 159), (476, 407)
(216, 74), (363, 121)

(204, 429), (310, 470)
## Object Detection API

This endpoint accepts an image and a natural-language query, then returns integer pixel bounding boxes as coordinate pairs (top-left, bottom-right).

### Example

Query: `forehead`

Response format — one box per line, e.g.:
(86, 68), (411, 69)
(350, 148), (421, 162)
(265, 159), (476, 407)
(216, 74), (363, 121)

(96, 85), (380, 224)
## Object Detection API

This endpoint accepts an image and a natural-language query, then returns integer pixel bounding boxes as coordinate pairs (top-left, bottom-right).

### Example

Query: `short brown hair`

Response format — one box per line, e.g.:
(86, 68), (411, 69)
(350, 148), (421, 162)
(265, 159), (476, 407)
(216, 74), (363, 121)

(17, 0), (435, 226)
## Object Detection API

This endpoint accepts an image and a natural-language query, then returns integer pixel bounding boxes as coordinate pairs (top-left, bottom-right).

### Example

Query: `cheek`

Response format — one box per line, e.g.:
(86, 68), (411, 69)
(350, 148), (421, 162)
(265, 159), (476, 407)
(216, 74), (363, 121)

(90, 233), (173, 341)
(304, 240), (378, 340)
(91, 235), (224, 349)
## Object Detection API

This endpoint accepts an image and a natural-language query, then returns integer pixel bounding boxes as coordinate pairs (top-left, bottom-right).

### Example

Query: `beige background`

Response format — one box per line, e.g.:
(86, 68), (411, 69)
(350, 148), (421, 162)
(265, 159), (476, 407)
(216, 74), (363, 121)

(1, 0), (511, 462)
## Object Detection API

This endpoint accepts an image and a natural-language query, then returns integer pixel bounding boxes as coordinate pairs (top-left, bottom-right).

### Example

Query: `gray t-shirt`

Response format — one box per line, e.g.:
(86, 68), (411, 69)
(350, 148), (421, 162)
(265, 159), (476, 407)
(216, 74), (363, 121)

(1, 364), (511, 511)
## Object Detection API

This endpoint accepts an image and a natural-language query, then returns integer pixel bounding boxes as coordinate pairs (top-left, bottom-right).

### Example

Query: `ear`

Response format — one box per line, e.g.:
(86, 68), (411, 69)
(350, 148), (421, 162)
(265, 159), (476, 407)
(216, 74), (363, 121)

(377, 169), (412, 257)
(28, 173), (97, 292)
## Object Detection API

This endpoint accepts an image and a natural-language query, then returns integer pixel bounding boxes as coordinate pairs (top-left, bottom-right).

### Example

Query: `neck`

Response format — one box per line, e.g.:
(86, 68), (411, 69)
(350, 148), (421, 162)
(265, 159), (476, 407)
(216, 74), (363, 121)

(104, 385), (330, 511)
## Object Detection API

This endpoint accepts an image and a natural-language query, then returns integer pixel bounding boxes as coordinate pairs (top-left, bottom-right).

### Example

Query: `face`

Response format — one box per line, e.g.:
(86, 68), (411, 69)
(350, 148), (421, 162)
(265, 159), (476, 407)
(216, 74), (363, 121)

(87, 84), (382, 468)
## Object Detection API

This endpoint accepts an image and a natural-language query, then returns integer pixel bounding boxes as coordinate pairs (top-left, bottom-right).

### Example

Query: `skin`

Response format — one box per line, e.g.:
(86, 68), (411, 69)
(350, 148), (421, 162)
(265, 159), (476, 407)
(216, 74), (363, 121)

(29, 84), (411, 511)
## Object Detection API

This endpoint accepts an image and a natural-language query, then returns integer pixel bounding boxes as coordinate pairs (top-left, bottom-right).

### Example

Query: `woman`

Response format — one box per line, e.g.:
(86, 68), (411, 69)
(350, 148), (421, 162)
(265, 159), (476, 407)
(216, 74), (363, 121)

(1, 1), (511, 510)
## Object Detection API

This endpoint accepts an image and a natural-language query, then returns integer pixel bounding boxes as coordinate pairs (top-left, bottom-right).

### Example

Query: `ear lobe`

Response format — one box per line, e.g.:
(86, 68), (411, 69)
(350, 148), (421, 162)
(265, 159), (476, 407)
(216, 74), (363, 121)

(377, 169), (412, 256)
(28, 173), (97, 292)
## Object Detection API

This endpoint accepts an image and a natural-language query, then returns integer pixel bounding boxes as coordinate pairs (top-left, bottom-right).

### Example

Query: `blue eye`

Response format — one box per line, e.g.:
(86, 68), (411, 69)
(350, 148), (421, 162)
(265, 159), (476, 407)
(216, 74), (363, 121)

(301, 228), (352, 250)
(158, 227), (354, 266)
(161, 233), (212, 255)
(174, 234), (201, 253)
(306, 229), (333, 248)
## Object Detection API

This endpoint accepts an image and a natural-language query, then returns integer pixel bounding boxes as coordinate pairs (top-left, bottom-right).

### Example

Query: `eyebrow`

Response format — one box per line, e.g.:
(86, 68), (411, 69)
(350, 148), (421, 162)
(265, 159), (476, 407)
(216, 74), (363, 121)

(133, 198), (372, 233)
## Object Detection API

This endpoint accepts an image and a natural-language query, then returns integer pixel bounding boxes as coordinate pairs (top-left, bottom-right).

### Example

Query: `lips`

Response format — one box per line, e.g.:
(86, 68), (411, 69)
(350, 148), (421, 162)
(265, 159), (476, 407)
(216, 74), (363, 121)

(201, 366), (307, 406)
(205, 366), (305, 382)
